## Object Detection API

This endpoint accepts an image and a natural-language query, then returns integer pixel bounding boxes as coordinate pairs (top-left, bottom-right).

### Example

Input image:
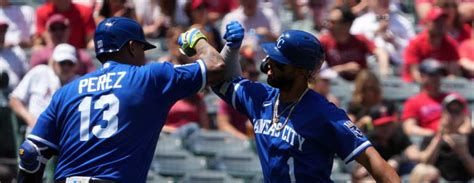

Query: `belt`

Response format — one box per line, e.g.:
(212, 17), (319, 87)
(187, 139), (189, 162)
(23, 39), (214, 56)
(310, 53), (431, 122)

(56, 177), (116, 183)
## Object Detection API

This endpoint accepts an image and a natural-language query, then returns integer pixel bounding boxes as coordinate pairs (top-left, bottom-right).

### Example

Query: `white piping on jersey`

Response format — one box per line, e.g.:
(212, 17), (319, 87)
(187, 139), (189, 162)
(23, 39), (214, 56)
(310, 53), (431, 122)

(343, 141), (371, 163)
(196, 59), (207, 92)
(27, 134), (60, 150)
(232, 79), (249, 109)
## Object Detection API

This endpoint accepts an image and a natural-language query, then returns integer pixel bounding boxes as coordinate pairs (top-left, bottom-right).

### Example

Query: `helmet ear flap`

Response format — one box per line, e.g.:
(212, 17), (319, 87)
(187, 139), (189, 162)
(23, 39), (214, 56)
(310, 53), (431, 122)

(260, 59), (270, 74)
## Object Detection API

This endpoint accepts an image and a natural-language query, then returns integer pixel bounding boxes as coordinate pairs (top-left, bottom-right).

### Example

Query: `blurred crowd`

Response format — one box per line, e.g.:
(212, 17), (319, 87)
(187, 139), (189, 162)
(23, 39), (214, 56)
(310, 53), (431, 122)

(0, 0), (473, 182)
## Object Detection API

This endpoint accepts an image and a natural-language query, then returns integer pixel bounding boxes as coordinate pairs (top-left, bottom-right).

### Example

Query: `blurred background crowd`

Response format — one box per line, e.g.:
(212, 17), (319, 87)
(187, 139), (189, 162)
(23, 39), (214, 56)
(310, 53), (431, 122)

(0, 0), (473, 182)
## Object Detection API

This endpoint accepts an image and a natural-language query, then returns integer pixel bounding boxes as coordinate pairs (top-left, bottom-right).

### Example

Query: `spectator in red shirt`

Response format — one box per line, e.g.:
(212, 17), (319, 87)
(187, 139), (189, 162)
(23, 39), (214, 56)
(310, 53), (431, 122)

(402, 60), (451, 136)
(35, 0), (95, 49)
(319, 6), (389, 81)
(29, 14), (95, 75)
(163, 93), (210, 133)
(459, 23), (474, 78)
(216, 56), (259, 140)
(403, 7), (461, 83)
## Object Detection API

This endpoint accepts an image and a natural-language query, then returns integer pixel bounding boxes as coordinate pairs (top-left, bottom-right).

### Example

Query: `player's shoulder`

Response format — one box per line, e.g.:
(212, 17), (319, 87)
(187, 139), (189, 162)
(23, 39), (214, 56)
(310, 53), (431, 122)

(305, 90), (349, 123)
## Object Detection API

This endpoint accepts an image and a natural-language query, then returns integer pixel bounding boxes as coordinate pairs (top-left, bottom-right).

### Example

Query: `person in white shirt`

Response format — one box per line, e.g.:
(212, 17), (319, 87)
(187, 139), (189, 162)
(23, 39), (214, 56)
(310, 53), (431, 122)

(220, 0), (282, 61)
(0, 0), (35, 47)
(350, 0), (415, 69)
(9, 43), (78, 135)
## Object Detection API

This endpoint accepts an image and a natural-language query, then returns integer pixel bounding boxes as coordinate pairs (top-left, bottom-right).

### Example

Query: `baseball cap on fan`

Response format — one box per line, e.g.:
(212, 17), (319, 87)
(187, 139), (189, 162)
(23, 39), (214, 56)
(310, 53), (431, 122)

(422, 7), (447, 24)
(443, 93), (467, 113)
(52, 43), (78, 63)
(47, 14), (69, 28)
(191, 0), (207, 10)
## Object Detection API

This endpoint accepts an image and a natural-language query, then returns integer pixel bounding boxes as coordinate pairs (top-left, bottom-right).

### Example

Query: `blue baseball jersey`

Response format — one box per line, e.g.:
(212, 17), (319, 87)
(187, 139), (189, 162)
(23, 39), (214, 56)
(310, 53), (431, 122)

(213, 77), (371, 182)
(27, 60), (207, 182)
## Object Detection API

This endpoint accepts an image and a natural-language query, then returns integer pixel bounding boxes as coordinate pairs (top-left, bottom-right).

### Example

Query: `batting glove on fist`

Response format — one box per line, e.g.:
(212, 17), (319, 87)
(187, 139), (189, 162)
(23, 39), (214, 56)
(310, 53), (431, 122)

(223, 21), (244, 49)
(178, 28), (207, 57)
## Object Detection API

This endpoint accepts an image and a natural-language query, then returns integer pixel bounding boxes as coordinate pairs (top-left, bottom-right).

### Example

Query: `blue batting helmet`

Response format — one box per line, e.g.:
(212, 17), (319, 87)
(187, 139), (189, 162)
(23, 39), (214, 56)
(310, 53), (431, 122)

(94, 17), (156, 58)
(261, 30), (324, 70)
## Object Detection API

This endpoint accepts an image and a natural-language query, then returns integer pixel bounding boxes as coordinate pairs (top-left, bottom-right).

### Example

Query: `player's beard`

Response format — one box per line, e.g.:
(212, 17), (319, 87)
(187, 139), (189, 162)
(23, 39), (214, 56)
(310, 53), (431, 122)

(267, 75), (294, 90)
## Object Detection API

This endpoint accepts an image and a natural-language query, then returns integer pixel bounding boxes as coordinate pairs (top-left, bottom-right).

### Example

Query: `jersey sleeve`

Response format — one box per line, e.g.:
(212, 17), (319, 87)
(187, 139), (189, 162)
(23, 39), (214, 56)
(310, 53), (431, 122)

(323, 108), (372, 164)
(212, 77), (271, 119)
(27, 91), (61, 152)
(150, 60), (206, 101)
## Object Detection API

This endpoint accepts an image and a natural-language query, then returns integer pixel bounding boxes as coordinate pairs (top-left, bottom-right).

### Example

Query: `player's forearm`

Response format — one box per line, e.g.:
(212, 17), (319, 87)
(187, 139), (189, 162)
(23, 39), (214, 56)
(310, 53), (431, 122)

(220, 45), (242, 79)
(195, 39), (226, 86)
(356, 147), (400, 183)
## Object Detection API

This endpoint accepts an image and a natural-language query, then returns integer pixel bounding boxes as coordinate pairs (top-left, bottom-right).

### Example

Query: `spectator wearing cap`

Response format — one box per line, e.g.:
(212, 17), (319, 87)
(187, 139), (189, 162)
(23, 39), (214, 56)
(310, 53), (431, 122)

(9, 43), (78, 135)
(308, 64), (340, 106)
(220, 0), (282, 61)
(185, 0), (223, 50)
(319, 6), (390, 81)
(403, 7), (461, 83)
(0, 0), (35, 48)
(30, 14), (95, 76)
(402, 60), (471, 137)
(216, 56), (259, 140)
(353, 103), (421, 180)
(350, 0), (415, 69)
(35, 0), (95, 49)
(0, 19), (27, 90)
(419, 93), (474, 181)
(459, 23), (474, 79)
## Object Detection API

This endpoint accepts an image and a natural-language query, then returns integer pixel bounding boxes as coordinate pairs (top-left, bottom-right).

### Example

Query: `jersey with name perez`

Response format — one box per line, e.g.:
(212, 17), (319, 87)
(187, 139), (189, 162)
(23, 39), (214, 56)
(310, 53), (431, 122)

(213, 77), (371, 183)
(29, 60), (206, 182)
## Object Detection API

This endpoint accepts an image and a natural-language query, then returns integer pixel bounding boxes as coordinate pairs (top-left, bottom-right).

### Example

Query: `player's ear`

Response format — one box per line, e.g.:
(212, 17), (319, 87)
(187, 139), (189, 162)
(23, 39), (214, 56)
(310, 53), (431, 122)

(127, 40), (136, 57)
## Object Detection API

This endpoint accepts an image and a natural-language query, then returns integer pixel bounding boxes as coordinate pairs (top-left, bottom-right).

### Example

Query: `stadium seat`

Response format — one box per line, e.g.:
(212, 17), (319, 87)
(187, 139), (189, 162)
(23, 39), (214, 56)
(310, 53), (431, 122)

(147, 170), (174, 183)
(380, 76), (419, 102)
(441, 77), (474, 102)
(181, 170), (244, 183)
(329, 76), (353, 109)
(153, 149), (207, 177)
(154, 134), (183, 152)
(210, 151), (262, 179)
(185, 130), (251, 156)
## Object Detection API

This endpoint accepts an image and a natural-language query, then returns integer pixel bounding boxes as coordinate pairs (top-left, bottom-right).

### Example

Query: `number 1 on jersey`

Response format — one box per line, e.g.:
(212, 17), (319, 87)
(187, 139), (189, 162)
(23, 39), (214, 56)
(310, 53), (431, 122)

(79, 94), (119, 141)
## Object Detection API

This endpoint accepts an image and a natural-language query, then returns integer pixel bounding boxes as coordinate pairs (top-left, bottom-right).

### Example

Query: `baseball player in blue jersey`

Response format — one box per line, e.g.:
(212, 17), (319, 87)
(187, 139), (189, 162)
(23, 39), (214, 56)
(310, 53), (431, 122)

(213, 27), (400, 182)
(16, 17), (244, 183)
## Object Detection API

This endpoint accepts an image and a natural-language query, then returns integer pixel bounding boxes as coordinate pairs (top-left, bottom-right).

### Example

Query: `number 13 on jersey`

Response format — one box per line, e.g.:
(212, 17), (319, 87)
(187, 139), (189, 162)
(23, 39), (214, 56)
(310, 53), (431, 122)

(78, 94), (120, 141)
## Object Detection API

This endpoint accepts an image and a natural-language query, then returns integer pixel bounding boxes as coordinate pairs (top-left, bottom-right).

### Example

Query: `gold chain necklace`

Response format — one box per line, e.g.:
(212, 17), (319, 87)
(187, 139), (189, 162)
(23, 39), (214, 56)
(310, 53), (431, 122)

(272, 88), (309, 131)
